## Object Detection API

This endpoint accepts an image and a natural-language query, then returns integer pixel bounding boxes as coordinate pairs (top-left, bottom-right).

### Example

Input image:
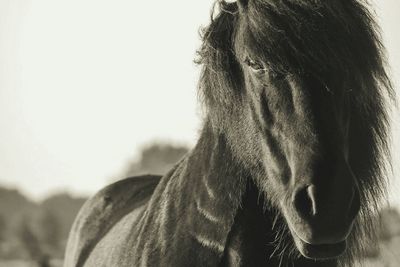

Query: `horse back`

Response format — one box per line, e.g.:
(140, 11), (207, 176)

(64, 175), (161, 267)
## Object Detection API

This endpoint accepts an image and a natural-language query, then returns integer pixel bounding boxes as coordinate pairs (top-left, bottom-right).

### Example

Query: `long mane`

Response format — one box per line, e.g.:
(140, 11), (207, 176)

(197, 0), (395, 265)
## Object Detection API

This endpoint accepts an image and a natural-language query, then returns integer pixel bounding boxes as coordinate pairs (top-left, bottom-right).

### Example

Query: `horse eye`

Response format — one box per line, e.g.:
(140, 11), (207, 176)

(270, 70), (286, 81)
(244, 58), (265, 73)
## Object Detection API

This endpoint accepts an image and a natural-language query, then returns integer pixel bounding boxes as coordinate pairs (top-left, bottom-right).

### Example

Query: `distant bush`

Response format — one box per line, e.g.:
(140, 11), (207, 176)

(122, 142), (189, 177)
(0, 188), (86, 264)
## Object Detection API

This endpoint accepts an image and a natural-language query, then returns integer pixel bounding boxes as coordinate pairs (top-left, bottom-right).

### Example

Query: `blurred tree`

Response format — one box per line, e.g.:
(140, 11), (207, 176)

(16, 216), (49, 266)
(123, 143), (189, 177)
(0, 187), (39, 228)
(0, 187), (87, 261)
(0, 214), (6, 242)
(39, 193), (87, 259)
(0, 214), (7, 258)
(41, 193), (87, 241)
(361, 207), (400, 263)
(38, 209), (62, 255)
(379, 207), (400, 241)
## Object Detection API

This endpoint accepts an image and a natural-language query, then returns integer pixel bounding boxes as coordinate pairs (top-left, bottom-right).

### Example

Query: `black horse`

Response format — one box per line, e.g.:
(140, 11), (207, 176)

(64, 0), (394, 266)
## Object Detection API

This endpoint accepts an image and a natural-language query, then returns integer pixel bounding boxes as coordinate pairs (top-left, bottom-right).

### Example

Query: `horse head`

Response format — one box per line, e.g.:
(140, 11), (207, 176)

(199, 0), (393, 261)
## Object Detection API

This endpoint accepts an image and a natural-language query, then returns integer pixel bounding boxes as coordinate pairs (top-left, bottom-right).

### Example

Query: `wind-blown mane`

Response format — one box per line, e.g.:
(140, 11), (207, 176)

(197, 0), (394, 265)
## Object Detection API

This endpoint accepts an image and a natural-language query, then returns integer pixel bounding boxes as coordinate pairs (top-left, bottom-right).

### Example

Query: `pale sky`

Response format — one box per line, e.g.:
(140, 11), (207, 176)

(0, 0), (399, 206)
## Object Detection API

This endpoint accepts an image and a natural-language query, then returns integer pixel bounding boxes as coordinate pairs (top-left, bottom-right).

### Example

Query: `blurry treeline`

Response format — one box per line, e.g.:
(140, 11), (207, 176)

(0, 188), (86, 265)
(121, 142), (188, 177)
(0, 143), (399, 266)
(362, 208), (400, 266)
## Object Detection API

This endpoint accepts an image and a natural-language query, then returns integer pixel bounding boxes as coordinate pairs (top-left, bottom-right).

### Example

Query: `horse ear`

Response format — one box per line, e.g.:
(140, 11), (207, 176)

(237, 0), (249, 11)
(224, 0), (248, 11)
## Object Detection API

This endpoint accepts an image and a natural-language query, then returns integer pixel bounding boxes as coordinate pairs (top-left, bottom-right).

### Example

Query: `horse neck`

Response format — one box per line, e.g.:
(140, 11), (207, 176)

(180, 122), (249, 240)
(135, 123), (248, 265)
(187, 122), (248, 208)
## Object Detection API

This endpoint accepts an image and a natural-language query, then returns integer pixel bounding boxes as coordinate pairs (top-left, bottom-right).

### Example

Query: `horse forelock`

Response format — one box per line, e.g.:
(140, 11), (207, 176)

(197, 0), (395, 265)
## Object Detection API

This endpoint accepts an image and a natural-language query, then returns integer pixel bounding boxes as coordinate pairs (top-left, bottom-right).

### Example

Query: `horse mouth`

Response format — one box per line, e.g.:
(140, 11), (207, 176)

(293, 234), (347, 260)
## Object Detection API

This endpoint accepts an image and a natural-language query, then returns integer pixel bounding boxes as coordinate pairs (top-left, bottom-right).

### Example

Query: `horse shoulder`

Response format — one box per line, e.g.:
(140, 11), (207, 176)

(64, 175), (161, 267)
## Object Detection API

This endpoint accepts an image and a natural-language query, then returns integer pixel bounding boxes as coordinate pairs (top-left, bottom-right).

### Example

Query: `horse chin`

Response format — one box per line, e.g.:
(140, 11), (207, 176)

(292, 232), (347, 260)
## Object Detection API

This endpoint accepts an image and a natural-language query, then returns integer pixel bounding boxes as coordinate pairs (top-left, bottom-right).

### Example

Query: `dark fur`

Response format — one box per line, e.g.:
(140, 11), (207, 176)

(65, 1), (394, 266)
(197, 0), (394, 265)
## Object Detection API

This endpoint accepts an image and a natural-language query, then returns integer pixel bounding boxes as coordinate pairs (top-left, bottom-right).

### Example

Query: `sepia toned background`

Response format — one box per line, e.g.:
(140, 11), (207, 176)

(0, 0), (399, 266)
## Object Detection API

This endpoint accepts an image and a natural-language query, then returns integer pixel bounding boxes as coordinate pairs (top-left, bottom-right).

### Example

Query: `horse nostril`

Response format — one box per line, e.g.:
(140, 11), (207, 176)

(307, 185), (318, 216)
(293, 185), (318, 218)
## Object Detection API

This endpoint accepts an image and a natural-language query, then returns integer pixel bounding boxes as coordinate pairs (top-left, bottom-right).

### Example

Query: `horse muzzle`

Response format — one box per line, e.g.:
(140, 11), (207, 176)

(283, 182), (360, 259)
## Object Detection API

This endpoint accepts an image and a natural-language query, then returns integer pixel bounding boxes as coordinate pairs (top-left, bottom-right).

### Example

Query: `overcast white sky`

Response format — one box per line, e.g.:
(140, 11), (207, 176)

(0, 0), (399, 206)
